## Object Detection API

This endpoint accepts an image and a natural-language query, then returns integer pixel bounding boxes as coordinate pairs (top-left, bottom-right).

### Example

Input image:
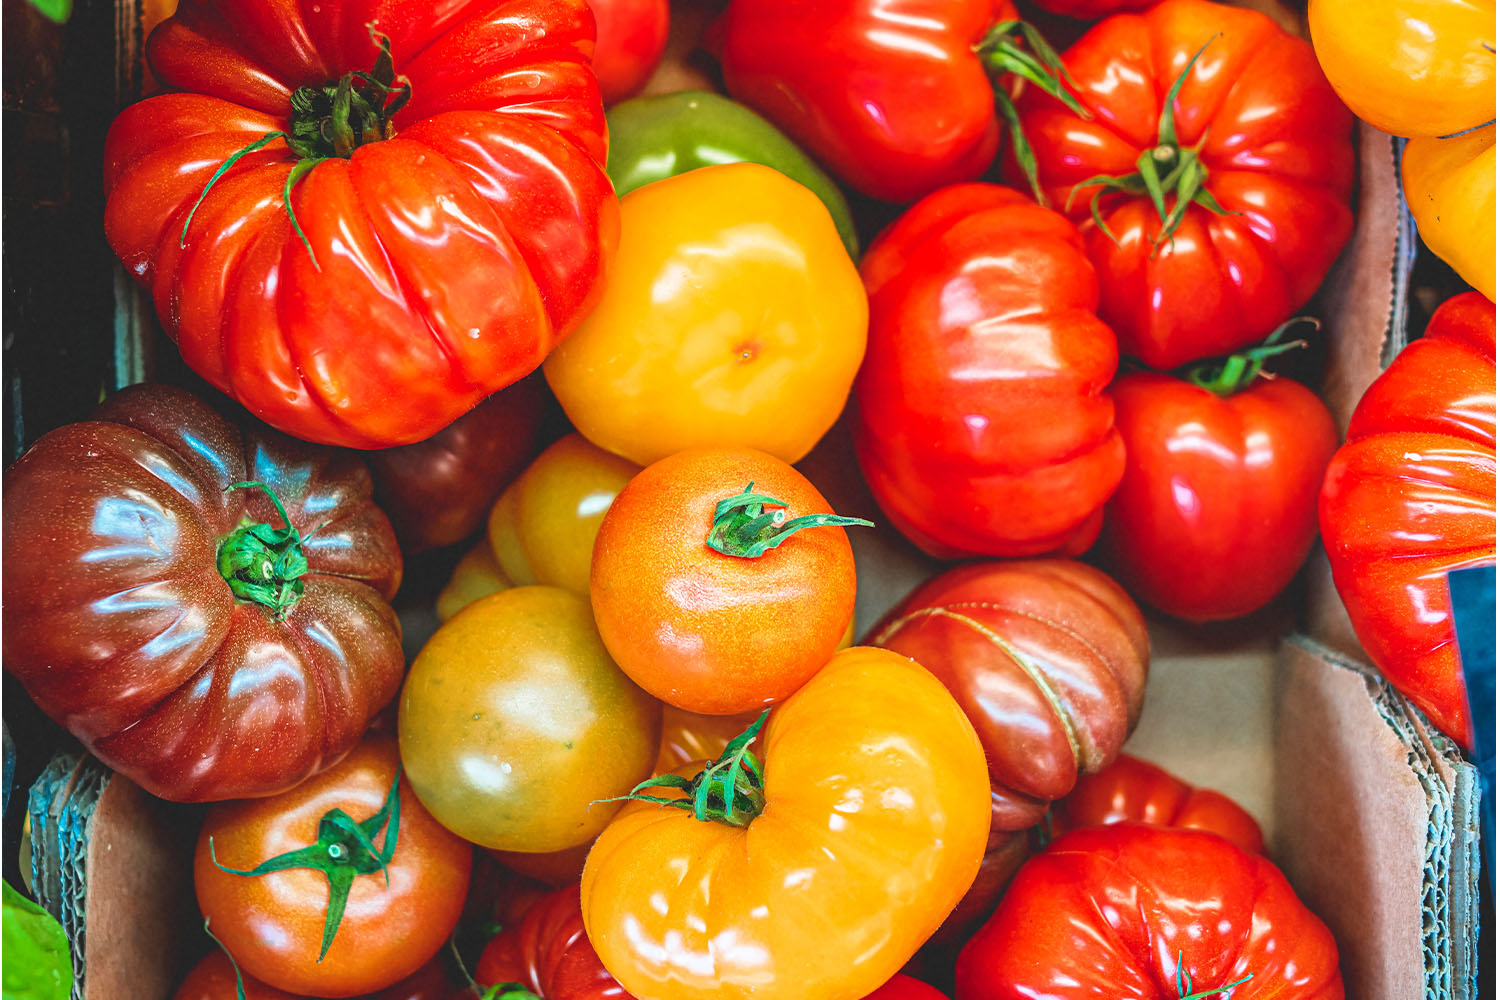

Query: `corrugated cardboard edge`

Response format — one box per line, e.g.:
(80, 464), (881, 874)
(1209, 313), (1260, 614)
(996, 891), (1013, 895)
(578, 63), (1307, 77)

(1275, 635), (1479, 1000)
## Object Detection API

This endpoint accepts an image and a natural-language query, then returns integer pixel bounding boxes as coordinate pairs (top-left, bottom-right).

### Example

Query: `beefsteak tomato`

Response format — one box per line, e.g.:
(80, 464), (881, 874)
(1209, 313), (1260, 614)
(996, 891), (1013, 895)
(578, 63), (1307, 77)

(955, 826), (1344, 999)
(854, 184), (1125, 559)
(476, 884), (630, 999)
(580, 647), (991, 1000)
(1319, 292), (1496, 747)
(104, 0), (619, 448)
(863, 977), (949, 1000)
(1404, 124), (1496, 303)
(2, 383), (404, 802)
(1013, 0), (1355, 370)
(589, 0), (670, 104)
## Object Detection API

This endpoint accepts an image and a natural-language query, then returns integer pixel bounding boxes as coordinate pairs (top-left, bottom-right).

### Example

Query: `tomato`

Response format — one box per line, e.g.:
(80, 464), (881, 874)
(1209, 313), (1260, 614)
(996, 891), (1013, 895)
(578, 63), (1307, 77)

(713, 0), (1084, 203)
(195, 738), (471, 998)
(930, 829), (1032, 943)
(399, 586), (662, 851)
(543, 163), (867, 467)
(173, 952), (452, 1000)
(2, 383), (403, 802)
(368, 376), (552, 554)
(1319, 292), (1496, 748)
(1013, 0), (1355, 370)
(862, 977), (949, 1000)
(955, 826), (1344, 999)
(1099, 346), (1340, 622)
(854, 184), (1125, 559)
(589, 0), (670, 104)
(1053, 753), (1265, 855)
(1404, 124), (1496, 303)
(103, 0), (618, 448)
(476, 884), (629, 999)
(1030, 0), (1158, 17)
(591, 447), (867, 715)
(437, 542), (513, 623)
(868, 560), (1149, 832)
(580, 647), (991, 1000)
(656, 706), (770, 775)
(1308, 0), (1494, 140)
(490, 842), (593, 891)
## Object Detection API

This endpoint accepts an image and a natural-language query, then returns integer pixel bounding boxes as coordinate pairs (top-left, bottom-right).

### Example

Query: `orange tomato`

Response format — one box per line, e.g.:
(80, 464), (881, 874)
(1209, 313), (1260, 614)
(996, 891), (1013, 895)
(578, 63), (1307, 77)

(580, 647), (991, 1000)
(590, 447), (867, 714)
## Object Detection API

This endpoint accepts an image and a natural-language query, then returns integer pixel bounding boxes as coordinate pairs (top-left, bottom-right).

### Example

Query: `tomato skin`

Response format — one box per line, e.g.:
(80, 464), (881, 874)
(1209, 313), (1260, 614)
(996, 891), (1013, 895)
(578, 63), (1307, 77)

(854, 184), (1125, 559)
(1054, 753), (1264, 855)
(1030, 0), (1158, 17)
(929, 829), (1032, 943)
(713, 0), (1018, 203)
(589, 0), (670, 104)
(173, 952), (452, 1000)
(955, 826), (1344, 999)
(104, 0), (618, 448)
(1100, 372), (1340, 622)
(194, 738), (472, 998)
(1, 383), (403, 803)
(862, 976), (949, 1000)
(591, 447), (859, 715)
(399, 586), (663, 851)
(1319, 292), (1496, 748)
(1403, 125), (1496, 303)
(581, 647), (990, 1000)
(1014, 0), (1354, 370)
(477, 885), (632, 1000)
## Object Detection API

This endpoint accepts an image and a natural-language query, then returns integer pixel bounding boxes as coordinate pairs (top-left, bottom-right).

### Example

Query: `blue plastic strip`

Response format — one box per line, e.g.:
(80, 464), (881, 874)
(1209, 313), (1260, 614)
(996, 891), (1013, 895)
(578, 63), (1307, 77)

(1449, 564), (1496, 896)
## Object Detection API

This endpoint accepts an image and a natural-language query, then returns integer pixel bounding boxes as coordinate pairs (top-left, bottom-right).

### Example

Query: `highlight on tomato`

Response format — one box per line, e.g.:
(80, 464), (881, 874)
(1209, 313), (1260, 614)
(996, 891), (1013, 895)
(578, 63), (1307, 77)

(589, 0), (671, 104)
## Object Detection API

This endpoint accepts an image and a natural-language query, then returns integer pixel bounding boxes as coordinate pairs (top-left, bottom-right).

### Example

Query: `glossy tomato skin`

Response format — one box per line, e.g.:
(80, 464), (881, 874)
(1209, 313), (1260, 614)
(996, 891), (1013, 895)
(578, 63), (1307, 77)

(581, 647), (991, 1000)
(654, 706), (765, 774)
(955, 826), (1344, 999)
(399, 586), (662, 851)
(1404, 125), (1496, 303)
(855, 184), (1125, 559)
(477, 884), (631, 1000)
(1101, 372), (1340, 622)
(1031, 0), (1158, 17)
(863, 976), (949, 1000)
(1015, 0), (1354, 369)
(1054, 753), (1265, 855)
(590, 447), (859, 715)
(173, 952), (453, 1000)
(868, 560), (1149, 831)
(195, 738), (472, 998)
(590, 0), (670, 104)
(1319, 292), (1496, 747)
(104, 0), (619, 448)
(714, 0), (1017, 202)
(1, 383), (403, 803)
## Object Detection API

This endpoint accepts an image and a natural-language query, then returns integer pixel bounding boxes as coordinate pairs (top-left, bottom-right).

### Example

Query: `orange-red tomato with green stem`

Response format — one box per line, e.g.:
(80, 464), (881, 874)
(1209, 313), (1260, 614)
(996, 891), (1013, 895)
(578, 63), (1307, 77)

(590, 447), (871, 715)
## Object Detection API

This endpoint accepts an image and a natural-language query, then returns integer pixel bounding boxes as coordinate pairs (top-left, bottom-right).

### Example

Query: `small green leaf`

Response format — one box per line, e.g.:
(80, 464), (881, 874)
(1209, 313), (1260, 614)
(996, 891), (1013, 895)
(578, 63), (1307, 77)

(25, 0), (71, 24)
(3, 881), (73, 1000)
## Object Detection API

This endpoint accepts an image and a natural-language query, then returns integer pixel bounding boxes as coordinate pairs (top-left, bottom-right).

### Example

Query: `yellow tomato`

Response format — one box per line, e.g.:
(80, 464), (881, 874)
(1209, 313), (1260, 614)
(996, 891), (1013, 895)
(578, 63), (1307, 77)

(1404, 125), (1497, 301)
(580, 647), (990, 1000)
(1309, 0), (1494, 138)
(543, 163), (868, 466)
(435, 542), (511, 621)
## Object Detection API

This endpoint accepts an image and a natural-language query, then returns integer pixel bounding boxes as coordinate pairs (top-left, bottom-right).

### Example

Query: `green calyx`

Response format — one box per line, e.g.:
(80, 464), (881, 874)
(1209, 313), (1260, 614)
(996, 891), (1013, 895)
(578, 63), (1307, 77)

(1184, 317), (1317, 397)
(975, 20), (1092, 206)
(706, 483), (873, 559)
(179, 24), (410, 269)
(1173, 951), (1253, 999)
(216, 481), (314, 620)
(600, 710), (771, 828)
(210, 767), (402, 963)
(1067, 36), (1237, 254)
(203, 917), (248, 1000)
(479, 986), (542, 1000)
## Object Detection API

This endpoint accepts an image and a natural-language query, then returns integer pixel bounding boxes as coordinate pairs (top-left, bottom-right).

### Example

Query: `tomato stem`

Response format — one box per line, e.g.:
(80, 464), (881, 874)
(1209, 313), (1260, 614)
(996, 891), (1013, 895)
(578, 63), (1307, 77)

(203, 918), (248, 1000)
(209, 767), (403, 962)
(599, 710), (771, 827)
(1174, 950), (1253, 998)
(1183, 318), (1317, 396)
(706, 483), (872, 559)
(216, 481), (317, 620)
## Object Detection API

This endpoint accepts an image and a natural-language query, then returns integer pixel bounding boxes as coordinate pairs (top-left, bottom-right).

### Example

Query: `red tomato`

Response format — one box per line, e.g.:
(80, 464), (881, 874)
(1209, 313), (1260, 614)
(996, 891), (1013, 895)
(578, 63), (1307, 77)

(1031, 0), (1158, 17)
(955, 826), (1344, 999)
(590, 0), (670, 104)
(1053, 753), (1264, 855)
(854, 184), (1125, 558)
(195, 738), (472, 998)
(1319, 292), (1496, 748)
(863, 977), (949, 1000)
(476, 884), (630, 999)
(1100, 357), (1339, 622)
(104, 0), (619, 448)
(173, 952), (452, 1000)
(1013, 0), (1354, 370)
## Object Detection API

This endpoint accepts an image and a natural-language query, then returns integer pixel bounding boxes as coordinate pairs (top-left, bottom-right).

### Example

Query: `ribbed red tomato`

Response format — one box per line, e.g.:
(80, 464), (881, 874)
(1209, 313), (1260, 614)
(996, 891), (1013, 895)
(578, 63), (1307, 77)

(104, 0), (619, 447)
(1319, 292), (1496, 748)
(476, 884), (630, 999)
(590, 0), (670, 103)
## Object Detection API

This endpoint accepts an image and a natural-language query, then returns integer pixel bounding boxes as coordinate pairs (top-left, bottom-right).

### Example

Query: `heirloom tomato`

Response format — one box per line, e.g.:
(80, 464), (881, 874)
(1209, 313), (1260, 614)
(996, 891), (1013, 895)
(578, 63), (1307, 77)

(591, 447), (868, 715)
(1031, 0), (1158, 17)
(103, 0), (618, 448)
(581, 647), (990, 1000)
(713, 0), (1085, 203)
(1319, 292), (1496, 747)
(2, 384), (403, 802)
(1100, 337), (1340, 622)
(491, 842), (593, 890)
(173, 952), (452, 1000)
(955, 826), (1344, 999)
(399, 586), (662, 851)
(931, 829), (1033, 943)
(476, 884), (628, 999)
(544, 163), (867, 467)
(868, 560), (1149, 831)
(195, 738), (471, 998)
(1404, 125), (1496, 303)
(1013, 0), (1355, 369)
(854, 184), (1125, 559)
(589, 0), (670, 104)
(1053, 753), (1264, 855)
(863, 978), (949, 1000)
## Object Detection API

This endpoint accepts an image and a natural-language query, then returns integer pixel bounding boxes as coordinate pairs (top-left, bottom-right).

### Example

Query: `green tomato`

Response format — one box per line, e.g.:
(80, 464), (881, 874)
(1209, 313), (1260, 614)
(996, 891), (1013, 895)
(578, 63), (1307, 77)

(3, 881), (72, 1000)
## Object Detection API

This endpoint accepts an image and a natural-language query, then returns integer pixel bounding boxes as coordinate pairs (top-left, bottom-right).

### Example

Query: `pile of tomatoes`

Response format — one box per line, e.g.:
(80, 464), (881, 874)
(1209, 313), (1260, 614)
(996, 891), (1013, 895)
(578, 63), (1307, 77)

(3, 0), (1494, 998)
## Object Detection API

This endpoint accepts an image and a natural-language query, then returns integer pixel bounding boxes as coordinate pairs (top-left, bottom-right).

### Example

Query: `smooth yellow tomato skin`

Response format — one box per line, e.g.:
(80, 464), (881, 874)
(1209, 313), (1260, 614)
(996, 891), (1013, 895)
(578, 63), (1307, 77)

(436, 542), (511, 622)
(1404, 125), (1496, 302)
(544, 163), (868, 466)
